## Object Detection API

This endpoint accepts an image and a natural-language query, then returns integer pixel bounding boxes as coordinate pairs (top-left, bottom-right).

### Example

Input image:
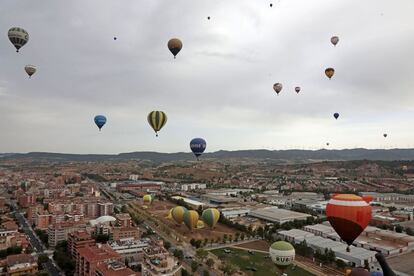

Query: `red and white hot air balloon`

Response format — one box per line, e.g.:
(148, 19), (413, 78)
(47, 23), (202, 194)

(326, 194), (372, 251)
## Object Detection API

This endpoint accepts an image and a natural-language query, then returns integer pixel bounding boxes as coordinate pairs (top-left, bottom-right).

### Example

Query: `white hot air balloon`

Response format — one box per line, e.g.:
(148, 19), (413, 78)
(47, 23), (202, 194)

(331, 36), (339, 46)
(273, 83), (283, 95)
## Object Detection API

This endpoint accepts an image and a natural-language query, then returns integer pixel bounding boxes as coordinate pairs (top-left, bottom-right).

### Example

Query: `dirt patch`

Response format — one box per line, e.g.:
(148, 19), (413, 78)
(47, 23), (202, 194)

(234, 240), (270, 252)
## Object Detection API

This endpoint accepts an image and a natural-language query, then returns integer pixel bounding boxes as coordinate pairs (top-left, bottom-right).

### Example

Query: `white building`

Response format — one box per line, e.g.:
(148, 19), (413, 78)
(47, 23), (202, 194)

(221, 208), (250, 219)
(109, 238), (149, 266)
(181, 183), (207, 191)
(249, 207), (311, 224)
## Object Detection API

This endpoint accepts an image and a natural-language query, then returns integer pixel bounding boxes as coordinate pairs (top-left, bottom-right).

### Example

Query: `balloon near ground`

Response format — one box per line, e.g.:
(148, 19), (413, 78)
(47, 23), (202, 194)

(183, 210), (199, 231)
(24, 65), (36, 78)
(331, 36), (339, 46)
(143, 194), (154, 205)
(325, 67), (335, 79)
(269, 241), (295, 272)
(190, 138), (207, 160)
(168, 38), (182, 58)
(326, 194), (372, 251)
(8, 27), (29, 52)
(201, 208), (220, 228)
(147, 111), (167, 137)
(171, 206), (188, 225)
(94, 115), (107, 131)
(273, 83), (283, 95)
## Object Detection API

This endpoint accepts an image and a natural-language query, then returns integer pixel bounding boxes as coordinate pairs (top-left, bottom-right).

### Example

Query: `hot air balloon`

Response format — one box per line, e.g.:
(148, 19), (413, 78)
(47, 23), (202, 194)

(143, 194), (154, 205)
(24, 65), (36, 78)
(147, 111), (167, 137)
(171, 206), (188, 225)
(348, 268), (370, 276)
(325, 68), (335, 79)
(333, 113), (339, 120)
(270, 3), (273, 7)
(168, 38), (182, 59)
(295, 86), (301, 93)
(269, 241), (295, 272)
(273, 83), (283, 95)
(8, 27), (29, 52)
(113, 37), (117, 40)
(94, 115), (107, 131)
(207, 16), (210, 20)
(326, 194), (372, 251)
(166, 208), (173, 219)
(383, 133), (387, 138)
(197, 220), (205, 229)
(326, 142), (330, 146)
(183, 210), (199, 232)
(201, 208), (220, 228)
(190, 138), (207, 160)
(331, 36), (339, 46)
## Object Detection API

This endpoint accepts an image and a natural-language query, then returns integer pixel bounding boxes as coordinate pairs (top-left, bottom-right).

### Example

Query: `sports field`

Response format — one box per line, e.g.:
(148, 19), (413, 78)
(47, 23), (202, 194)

(211, 247), (315, 276)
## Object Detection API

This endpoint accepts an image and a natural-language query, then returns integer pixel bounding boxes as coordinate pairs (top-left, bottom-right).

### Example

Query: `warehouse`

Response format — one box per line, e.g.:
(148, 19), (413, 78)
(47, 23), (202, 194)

(249, 207), (311, 224)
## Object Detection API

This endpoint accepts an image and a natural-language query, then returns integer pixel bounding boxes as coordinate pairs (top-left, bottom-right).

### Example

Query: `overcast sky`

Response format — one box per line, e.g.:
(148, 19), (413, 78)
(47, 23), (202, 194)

(0, 0), (413, 154)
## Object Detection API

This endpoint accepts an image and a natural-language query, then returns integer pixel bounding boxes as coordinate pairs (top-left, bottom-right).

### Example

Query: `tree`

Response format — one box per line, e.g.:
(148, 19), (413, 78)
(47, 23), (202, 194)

(191, 260), (199, 272)
(93, 234), (110, 243)
(220, 263), (237, 275)
(235, 232), (240, 242)
(395, 225), (403, 233)
(223, 234), (228, 243)
(182, 269), (190, 276)
(336, 259), (346, 269)
(196, 249), (208, 261)
(406, 227), (414, 236)
(206, 258), (214, 268)
(228, 235), (233, 243)
(240, 233), (245, 241)
(204, 238), (209, 246)
(164, 241), (171, 250)
(37, 254), (49, 267)
(173, 249), (184, 260)
(203, 270), (210, 276)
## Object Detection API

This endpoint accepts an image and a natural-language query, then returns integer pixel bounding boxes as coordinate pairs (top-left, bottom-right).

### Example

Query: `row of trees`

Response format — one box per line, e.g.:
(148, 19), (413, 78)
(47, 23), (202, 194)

(295, 240), (348, 269)
(376, 224), (414, 235)
(53, 241), (75, 276)
(0, 246), (22, 258)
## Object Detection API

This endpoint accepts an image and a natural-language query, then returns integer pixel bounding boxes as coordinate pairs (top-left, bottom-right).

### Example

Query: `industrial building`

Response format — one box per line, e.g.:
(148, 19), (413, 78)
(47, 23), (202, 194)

(278, 229), (376, 267)
(180, 183), (206, 191)
(201, 194), (239, 206)
(220, 207), (250, 219)
(171, 196), (204, 209)
(249, 207), (312, 224)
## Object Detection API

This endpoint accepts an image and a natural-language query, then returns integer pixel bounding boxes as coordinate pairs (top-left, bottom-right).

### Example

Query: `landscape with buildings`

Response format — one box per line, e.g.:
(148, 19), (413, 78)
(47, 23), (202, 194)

(0, 152), (413, 275)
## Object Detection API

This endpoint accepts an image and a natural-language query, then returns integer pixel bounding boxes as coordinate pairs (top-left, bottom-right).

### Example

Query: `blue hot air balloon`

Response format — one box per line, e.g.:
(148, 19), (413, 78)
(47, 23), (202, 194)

(333, 113), (339, 120)
(94, 115), (107, 131)
(190, 138), (206, 160)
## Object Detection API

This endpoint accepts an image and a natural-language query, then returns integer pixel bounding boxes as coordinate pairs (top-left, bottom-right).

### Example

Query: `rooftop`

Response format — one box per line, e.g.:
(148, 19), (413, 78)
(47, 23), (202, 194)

(77, 244), (121, 262)
(96, 260), (138, 276)
(250, 207), (311, 222)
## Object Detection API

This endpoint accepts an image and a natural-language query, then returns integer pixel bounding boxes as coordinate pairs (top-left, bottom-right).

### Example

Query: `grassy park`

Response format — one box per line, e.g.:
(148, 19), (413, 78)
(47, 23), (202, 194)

(211, 247), (315, 276)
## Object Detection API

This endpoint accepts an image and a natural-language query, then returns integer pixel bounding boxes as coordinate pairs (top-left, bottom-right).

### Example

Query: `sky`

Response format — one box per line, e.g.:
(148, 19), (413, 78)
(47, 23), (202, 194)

(0, 0), (413, 154)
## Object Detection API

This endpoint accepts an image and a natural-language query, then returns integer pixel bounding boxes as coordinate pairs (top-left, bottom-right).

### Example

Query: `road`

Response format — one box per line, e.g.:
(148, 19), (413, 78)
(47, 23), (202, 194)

(11, 202), (62, 276)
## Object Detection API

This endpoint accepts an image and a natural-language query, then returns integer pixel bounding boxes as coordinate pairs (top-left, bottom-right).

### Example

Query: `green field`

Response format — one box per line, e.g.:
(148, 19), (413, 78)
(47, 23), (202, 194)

(211, 248), (315, 276)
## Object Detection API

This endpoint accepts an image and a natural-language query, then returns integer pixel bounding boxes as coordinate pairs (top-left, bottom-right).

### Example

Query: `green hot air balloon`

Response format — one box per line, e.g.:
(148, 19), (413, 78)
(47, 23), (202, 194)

(269, 241), (295, 272)
(201, 208), (220, 228)
(183, 210), (199, 232)
(171, 206), (188, 225)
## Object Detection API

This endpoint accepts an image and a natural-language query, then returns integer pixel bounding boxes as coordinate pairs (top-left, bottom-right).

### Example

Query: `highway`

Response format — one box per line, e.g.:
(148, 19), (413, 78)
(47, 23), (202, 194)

(11, 202), (62, 276)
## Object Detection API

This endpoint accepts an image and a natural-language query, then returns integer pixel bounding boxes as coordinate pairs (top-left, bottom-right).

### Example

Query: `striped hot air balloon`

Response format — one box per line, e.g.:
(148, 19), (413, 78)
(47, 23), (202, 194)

(147, 111), (167, 137)
(326, 194), (372, 251)
(171, 206), (188, 225)
(183, 210), (199, 232)
(196, 220), (205, 229)
(201, 208), (220, 228)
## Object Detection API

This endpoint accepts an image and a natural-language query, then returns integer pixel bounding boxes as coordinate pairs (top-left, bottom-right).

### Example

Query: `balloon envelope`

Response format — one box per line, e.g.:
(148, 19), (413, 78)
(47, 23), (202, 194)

(269, 241), (295, 271)
(190, 138), (207, 159)
(295, 87), (300, 93)
(168, 38), (182, 58)
(273, 83), (283, 95)
(171, 206), (188, 224)
(349, 268), (370, 276)
(325, 68), (335, 79)
(94, 115), (107, 131)
(24, 65), (36, 78)
(334, 113), (339, 119)
(331, 36), (339, 46)
(383, 133), (387, 138)
(202, 208), (220, 228)
(183, 210), (199, 231)
(147, 111), (167, 136)
(8, 27), (29, 52)
(143, 194), (154, 205)
(326, 194), (372, 247)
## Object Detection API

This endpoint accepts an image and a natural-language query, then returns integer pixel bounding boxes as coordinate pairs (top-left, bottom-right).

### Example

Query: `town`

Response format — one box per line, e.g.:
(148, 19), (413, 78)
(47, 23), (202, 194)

(0, 157), (413, 275)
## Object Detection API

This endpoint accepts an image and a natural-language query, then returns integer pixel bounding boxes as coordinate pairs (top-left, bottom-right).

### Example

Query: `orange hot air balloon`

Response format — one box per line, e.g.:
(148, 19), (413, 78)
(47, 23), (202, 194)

(326, 194), (372, 251)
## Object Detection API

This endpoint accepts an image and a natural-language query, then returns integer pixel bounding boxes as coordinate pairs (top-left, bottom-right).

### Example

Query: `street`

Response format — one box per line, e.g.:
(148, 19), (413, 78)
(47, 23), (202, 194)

(11, 202), (62, 276)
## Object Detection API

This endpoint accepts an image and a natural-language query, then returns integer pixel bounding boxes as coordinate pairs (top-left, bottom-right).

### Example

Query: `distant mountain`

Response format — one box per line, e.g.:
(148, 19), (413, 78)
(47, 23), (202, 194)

(2, 149), (414, 163)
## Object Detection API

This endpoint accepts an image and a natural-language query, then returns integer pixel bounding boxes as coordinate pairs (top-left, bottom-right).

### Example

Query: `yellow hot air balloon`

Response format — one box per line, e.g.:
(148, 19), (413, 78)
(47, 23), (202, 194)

(168, 38), (183, 59)
(325, 68), (335, 79)
(143, 194), (154, 205)
(183, 210), (199, 231)
(166, 208), (173, 219)
(147, 111), (167, 137)
(171, 206), (188, 225)
(201, 208), (220, 228)
(197, 220), (205, 229)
